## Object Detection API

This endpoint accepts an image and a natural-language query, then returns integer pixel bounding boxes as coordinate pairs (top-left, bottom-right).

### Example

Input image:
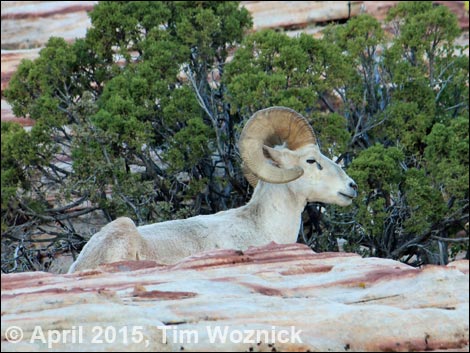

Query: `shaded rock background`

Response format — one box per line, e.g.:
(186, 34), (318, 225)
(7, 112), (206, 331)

(2, 1), (469, 126)
(1, 243), (469, 351)
(1, 1), (96, 127)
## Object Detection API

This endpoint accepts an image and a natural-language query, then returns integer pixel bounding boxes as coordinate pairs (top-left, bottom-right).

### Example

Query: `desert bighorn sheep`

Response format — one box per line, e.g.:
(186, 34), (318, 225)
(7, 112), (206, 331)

(68, 107), (357, 272)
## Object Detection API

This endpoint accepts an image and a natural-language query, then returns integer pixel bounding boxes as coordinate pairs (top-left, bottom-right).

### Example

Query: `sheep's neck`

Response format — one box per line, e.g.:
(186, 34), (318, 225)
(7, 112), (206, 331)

(246, 181), (306, 244)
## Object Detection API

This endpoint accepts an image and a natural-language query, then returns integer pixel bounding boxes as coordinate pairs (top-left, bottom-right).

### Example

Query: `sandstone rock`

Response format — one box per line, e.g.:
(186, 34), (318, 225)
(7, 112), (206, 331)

(241, 1), (363, 31)
(1, 99), (35, 128)
(1, 1), (96, 50)
(1, 243), (468, 352)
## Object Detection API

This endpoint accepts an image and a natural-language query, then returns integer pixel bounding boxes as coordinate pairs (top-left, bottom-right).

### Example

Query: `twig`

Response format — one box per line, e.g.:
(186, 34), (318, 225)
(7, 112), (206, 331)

(431, 235), (469, 243)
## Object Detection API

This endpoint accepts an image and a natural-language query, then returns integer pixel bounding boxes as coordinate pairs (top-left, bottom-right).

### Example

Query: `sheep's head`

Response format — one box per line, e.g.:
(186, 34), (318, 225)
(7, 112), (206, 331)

(239, 107), (357, 206)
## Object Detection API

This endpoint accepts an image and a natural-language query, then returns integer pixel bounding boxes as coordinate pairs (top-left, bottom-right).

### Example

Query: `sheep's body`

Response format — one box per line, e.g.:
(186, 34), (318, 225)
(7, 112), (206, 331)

(68, 108), (358, 273)
(68, 181), (304, 272)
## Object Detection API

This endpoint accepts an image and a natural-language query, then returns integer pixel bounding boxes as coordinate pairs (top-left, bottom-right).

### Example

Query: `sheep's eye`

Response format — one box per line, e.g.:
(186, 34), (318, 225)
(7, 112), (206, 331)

(307, 159), (323, 170)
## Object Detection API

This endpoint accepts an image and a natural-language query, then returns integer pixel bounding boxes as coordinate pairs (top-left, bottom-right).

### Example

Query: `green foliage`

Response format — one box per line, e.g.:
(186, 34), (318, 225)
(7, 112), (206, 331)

(5, 37), (77, 125)
(348, 144), (404, 194)
(425, 117), (469, 200)
(402, 168), (446, 235)
(225, 30), (322, 114)
(377, 102), (432, 151)
(166, 117), (214, 172)
(224, 2), (468, 264)
(387, 2), (460, 59)
(2, 1), (468, 272)
(311, 112), (350, 157)
(1, 123), (33, 229)
(2, 1), (252, 272)
(328, 2), (467, 263)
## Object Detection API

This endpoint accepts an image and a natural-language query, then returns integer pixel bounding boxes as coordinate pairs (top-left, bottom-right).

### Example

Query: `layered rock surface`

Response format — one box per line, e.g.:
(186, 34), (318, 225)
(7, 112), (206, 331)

(1, 243), (468, 352)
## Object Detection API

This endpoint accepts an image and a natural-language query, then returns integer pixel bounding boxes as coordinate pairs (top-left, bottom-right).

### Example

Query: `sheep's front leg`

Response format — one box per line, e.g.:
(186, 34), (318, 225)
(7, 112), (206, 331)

(68, 217), (143, 273)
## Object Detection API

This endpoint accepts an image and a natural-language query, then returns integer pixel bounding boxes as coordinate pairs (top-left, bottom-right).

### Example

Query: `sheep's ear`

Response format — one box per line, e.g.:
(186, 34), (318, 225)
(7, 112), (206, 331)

(263, 145), (288, 168)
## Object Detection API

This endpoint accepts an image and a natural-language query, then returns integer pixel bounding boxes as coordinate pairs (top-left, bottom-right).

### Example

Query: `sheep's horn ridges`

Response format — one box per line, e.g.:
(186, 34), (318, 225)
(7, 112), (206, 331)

(239, 106), (317, 185)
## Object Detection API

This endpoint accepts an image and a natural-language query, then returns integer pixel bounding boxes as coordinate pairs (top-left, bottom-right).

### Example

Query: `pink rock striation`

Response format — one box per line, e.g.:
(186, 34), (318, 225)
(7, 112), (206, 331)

(1, 243), (468, 351)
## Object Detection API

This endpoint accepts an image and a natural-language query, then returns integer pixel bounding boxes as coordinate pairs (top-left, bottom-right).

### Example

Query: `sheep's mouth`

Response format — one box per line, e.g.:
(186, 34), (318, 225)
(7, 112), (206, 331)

(338, 192), (356, 200)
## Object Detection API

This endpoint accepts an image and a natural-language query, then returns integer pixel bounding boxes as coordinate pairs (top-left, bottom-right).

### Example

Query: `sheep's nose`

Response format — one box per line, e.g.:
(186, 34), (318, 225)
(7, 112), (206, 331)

(349, 182), (358, 191)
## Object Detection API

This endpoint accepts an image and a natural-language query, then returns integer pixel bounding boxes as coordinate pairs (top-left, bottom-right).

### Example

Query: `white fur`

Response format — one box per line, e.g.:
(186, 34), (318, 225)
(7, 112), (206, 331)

(68, 143), (356, 272)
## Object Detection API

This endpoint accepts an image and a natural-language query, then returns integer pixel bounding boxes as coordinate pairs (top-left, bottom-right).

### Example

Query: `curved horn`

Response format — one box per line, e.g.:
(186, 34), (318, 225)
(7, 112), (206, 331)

(239, 106), (317, 184)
